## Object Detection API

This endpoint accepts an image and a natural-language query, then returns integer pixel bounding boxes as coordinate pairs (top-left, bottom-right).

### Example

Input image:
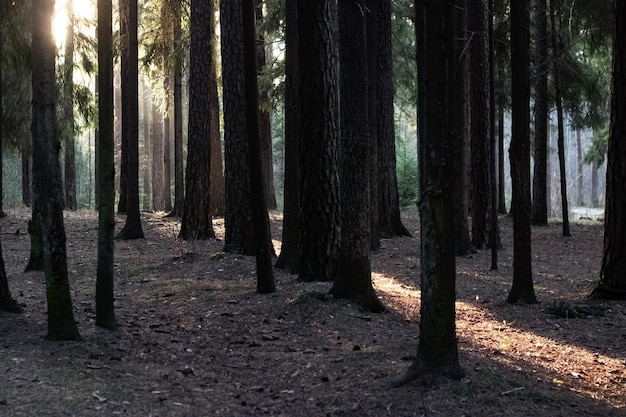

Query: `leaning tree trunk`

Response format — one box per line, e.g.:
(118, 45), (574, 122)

(591, 0), (626, 300)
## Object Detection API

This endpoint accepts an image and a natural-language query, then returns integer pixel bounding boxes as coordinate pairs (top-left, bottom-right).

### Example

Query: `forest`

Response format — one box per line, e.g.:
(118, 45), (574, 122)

(0, 0), (625, 416)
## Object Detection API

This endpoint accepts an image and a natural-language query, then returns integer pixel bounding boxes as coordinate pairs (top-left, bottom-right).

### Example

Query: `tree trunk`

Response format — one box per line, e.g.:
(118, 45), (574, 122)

(96, 0), (117, 330)
(591, 0), (626, 300)
(489, 0), (499, 270)
(220, 0), (255, 255)
(576, 130), (584, 206)
(116, 0), (144, 240)
(550, 0), (570, 237)
(243, 0), (276, 294)
(297, 0), (341, 282)
(63, 5), (77, 210)
(0, 235), (21, 313)
(497, 103), (507, 214)
(507, 0), (537, 304)
(179, 0), (216, 240)
(531, 0), (548, 226)
(397, 0), (463, 384)
(469, 0), (491, 249)
(141, 79), (151, 211)
(163, 75), (173, 212)
(168, 0), (184, 218)
(255, 0), (277, 211)
(591, 160), (599, 208)
(31, 0), (81, 340)
(22, 148), (31, 207)
(275, 0), (300, 273)
(152, 101), (166, 211)
(330, 0), (384, 313)
(453, 2), (475, 257)
(209, 15), (225, 218)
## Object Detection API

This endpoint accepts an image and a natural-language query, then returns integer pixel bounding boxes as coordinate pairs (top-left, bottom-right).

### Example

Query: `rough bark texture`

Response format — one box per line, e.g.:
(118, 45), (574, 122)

(242, 0), (276, 294)
(117, 0), (144, 240)
(63, 7), (77, 210)
(31, 0), (81, 340)
(209, 18), (225, 218)
(117, 1), (128, 215)
(96, 0), (117, 330)
(0, 0), (4, 218)
(297, 0), (341, 282)
(370, 0), (411, 242)
(591, 0), (626, 300)
(469, 0), (491, 249)
(255, 0), (277, 211)
(220, 0), (255, 255)
(531, 0), (549, 226)
(21, 150), (31, 207)
(507, 0), (537, 304)
(179, 0), (216, 241)
(163, 75), (173, 212)
(275, 0), (301, 273)
(397, 0), (464, 385)
(330, 0), (384, 313)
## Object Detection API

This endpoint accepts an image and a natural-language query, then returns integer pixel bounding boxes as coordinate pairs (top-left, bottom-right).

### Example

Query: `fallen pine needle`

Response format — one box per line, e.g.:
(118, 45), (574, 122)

(500, 387), (525, 396)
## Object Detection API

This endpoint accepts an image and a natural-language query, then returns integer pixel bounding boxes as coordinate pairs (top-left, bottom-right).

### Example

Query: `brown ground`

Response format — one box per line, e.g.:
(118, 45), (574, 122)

(0, 208), (624, 417)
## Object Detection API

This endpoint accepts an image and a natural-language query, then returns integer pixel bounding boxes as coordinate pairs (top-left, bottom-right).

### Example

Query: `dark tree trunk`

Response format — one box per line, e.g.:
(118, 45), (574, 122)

(398, 0), (463, 384)
(453, 1), (475, 257)
(114, 70), (121, 206)
(22, 149), (31, 207)
(168, 0), (184, 218)
(297, 0), (341, 282)
(531, 0), (548, 225)
(330, 0), (384, 313)
(550, 0), (570, 237)
(0, 236), (21, 313)
(0, 0), (4, 218)
(179, 0), (216, 240)
(243, 0), (276, 294)
(497, 103), (507, 214)
(468, 0), (491, 249)
(507, 0), (537, 304)
(116, 0), (144, 240)
(255, 0), (277, 211)
(63, 6), (76, 211)
(489, 0), (499, 270)
(365, 0), (380, 251)
(163, 75), (173, 212)
(591, 0), (626, 300)
(220, 0), (255, 255)
(209, 27), (225, 217)
(275, 0), (300, 273)
(369, 0), (411, 242)
(32, 0), (81, 340)
(117, 17), (128, 217)
(96, 0), (117, 330)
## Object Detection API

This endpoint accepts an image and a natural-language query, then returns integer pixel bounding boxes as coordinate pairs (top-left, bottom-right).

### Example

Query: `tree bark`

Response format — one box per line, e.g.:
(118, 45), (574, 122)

(221, 0), (255, 255)
(152, 100), (165, 211)
(507, 0), (537, 304)
(243, 0), (276, 294)
(591, 0), (626, 299)
(117, 0), (144, 240)
(179, 0), (216, 240)
(275, 0), (300, 273)
(168, 0), (184, 218)
(32, 0), (81, 340)
(531, 0), (548, 225)
(297, 0), (341, 282)
(96, 0), (117, 330)
(330, 0), (385, 313)
(63, 5), (77, 210)
(397, 0), (463, 384)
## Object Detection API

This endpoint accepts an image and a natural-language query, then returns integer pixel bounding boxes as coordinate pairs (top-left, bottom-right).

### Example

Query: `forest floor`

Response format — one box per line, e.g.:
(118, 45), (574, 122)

(0, 208), (624, 417)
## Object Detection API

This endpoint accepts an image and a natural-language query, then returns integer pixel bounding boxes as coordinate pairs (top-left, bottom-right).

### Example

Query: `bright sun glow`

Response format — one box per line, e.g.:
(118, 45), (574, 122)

(53, 0), (95, 48)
